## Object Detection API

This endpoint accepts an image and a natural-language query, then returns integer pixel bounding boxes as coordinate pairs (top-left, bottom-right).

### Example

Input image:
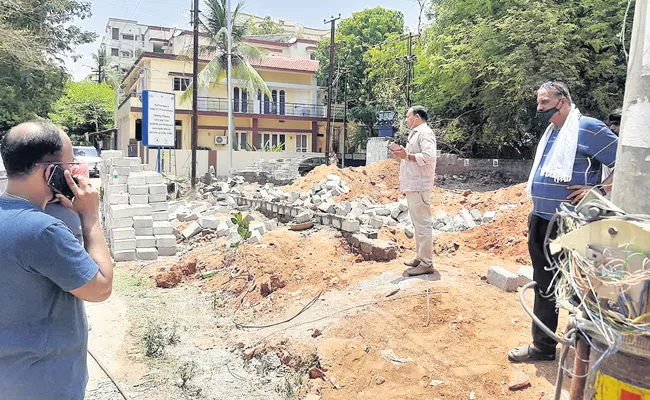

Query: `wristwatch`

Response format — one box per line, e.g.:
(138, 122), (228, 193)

(406, 152), (412, 161)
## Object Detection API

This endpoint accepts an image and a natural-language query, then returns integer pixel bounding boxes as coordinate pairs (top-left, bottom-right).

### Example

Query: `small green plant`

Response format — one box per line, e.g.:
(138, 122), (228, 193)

(231, 212), (252, 240)
(142, 320), (180, 358)
(178, 360), (199, 389)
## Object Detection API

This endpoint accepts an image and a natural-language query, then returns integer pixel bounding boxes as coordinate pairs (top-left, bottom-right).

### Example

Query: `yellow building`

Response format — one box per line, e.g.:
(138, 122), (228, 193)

(115, 32), (345, 166)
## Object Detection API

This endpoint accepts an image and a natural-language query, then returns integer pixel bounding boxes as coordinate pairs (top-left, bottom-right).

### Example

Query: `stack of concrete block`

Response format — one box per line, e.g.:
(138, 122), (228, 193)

(100, 151), (177, 261)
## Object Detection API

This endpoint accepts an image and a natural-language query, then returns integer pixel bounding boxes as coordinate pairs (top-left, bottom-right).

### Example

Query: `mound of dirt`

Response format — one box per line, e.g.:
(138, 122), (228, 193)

(155, 260), (198, 288)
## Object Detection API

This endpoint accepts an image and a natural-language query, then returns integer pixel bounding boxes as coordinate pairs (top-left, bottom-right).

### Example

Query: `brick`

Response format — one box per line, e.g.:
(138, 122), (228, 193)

(459, 209), (477, 229)
(248, 230), (262, 244)
(470, 209), (482, 222)
(136, 248), (159, 261)
(375, 208), (391, 217)
(133, 216), (153, 228)
(128, 185), (149, 195)
(199, 216), (220, 229)
(135, 227), (154, 236)
(155, 235), (177, 248)
(182, 221), (203, 239)
(153, 222), (173, 235)
(342, 219), (360, 233)
(517, 266), (534, 287)
(113, 250), (136, 262)
(295, 210), (314, 224)
(483, 211), (497, 224)
(110, 158), (131, 167)
(125, 157), (140, 166)
(111, 217), (134, 228)
(112, 228), (135, 240)
(150, 202), (169, 213)
(115, 175), (127, 184)
(149, 194), (167, 203)
(146, 173), (164, 184)
(264, 219), (278, 232)
(129, 165), (141, 173)
(114, 167), (130, 176)
(127, 174), (147, 186)
(152, 212), (168, 222)
(487, 266), (519, 292)
(372, 241), (398, 261)
(110, 204), (134, 219)
(157, 246), (177, 257)
(129, 195), (149, 205)
(113, 238), (136, 251)
(216, 222), (230, 237)
(148, 184), (167, 195)
(109, 184), (128, 193)
(131, 204), (153, 216)
(369, 217), (384, 229)
(332, 216), (342, 229)
(249, 221), (266, 236)
(100, 150), (123, 160)
(136, 236), (156, 248)
(109, 193), (129, 205)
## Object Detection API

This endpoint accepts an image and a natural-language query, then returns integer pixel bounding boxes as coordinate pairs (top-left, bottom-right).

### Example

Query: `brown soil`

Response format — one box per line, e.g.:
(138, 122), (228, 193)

(154, 260), (198, 288)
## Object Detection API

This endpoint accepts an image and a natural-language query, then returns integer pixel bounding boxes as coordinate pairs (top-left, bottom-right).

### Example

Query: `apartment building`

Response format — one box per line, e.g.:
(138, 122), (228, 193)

(114, 20), (345, 159)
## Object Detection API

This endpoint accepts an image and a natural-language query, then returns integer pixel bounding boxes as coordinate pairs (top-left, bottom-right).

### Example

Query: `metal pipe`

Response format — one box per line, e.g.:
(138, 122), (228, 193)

(519, 282), (573, 346)
(569, 335), (591, 400)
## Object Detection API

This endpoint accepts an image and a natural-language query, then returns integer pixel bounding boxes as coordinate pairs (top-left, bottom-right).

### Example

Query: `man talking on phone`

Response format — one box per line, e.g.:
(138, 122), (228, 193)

(390, 106), (438, 277)
(0, 120), (113, 399)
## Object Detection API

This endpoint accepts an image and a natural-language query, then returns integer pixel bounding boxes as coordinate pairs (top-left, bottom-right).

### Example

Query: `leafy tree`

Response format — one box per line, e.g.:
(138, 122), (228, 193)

(0, 0), (96, 134)
(49, 80), (115, 143)
(248, 16), (284, 35)
(90, 44), (119, 87)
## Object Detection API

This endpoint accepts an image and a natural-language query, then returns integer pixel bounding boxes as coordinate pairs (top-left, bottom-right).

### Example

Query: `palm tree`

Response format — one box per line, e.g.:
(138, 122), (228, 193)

(91, 44), (119, 89)
(181, 0), (270, 104)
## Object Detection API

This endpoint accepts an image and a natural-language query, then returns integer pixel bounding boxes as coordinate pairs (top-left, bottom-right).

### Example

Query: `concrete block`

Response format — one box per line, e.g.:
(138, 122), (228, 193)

(157, 246), (177, 257)
(200, 216), (220, 229)
(182, 221), (203, 239)
(113, 239), (136, 251)
(483, 211), (497, 224)
(127, 174), (147, 186)
(114, 167), (130, 176)
(248, 231), (262, 244)
(372, 241), (398, 261)
(487, 266), (520, 292)
(116, 175), (127, 184)
(112, 217), (134, 228)
(108, 184), (128, 194)
(136, 236), (157, 248)
(110, 204), (134, 219)
(318, 201), (335, 214)
(264, 219), (278, 232)
(155, 235), (177, 248)
(131, 204), (153, 217)
(332, 216), (342, 229)
(404, 225), (415, 239)
(295, 210), (314, 224)
(216, 222), (230, 237)
(434, 210), (449, 220)
(153, 222), (173, 236)
(133, 216), (153, 229)
(249, 221), (266, 236)
(148, 184), (167, 195)
(342, 219), (361, 233)
(136, 248), (159, 261)
(125, 157), (140, 166)
(129, 195), (149, 205)
(459, 209), (477, 229)
(128, 185), (149, 195)
(111, 158), (131, 167)
(113, 250), (136, 262)
(151, 212), (168, 222)
(135, 227), (154, 236)
(100, 150), (123, 160)
(149, 194), (167, 203)
(370, 217), (384, 229)
(327, 174), (342, 182)
(129, 165), (141, 173)
(146, 174), (164, 184)
(517, 266), (534, 287)
(375, 208), (391, 217)
(109, 193), (129, 205)
(112, 228), (135, 240)
(150, 202), (169, 212)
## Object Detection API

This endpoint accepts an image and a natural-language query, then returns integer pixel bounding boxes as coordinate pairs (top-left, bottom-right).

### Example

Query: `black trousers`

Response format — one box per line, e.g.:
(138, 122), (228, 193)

(528, 213), (559, 353)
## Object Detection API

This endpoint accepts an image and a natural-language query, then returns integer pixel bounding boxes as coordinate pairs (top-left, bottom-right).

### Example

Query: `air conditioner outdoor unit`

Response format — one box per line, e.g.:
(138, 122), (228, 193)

(214, 136), (228, 145)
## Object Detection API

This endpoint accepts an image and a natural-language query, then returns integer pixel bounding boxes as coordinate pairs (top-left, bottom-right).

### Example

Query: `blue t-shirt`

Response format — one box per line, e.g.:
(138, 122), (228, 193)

(531, 116), (618, 220)
(0, 197), (99, 400)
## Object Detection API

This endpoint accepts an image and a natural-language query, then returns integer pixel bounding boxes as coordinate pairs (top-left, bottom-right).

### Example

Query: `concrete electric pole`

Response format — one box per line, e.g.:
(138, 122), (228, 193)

(190, 0), (199, 189)
(324, 14), (341, 166)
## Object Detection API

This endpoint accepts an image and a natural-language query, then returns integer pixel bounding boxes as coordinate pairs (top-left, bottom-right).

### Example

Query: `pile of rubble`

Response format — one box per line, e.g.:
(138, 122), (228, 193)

(100, 151), (177, 262)
(236, 158), (301, 185)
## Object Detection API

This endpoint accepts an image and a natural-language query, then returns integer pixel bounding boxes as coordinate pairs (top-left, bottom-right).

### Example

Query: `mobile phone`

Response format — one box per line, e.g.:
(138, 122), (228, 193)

(47, 165), (77, 200)
(389, 142), (402, 151)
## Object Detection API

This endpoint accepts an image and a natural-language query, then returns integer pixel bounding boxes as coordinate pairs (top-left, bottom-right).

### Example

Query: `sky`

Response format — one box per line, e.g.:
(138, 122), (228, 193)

(65, 0), (423, 80)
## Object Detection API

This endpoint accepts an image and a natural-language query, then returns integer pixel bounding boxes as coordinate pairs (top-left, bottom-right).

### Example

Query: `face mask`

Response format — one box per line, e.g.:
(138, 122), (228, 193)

(537, 99), (562, 125)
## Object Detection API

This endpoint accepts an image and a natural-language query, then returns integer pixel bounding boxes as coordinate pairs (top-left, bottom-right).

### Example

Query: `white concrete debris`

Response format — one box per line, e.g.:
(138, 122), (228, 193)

(487, 266), (520, 292)
(100, 151), (176, 260)
(517, 265), (534, 287)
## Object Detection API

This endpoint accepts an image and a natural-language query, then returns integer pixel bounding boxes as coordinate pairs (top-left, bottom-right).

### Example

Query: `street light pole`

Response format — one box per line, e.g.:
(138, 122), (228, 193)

(227, 0), (233, 177)
(190, 0), (199, 188)
(324, 14), (340, 166)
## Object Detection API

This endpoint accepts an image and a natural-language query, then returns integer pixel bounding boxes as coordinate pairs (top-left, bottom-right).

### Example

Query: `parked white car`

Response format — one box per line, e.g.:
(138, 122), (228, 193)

(73, 146), (102, 177)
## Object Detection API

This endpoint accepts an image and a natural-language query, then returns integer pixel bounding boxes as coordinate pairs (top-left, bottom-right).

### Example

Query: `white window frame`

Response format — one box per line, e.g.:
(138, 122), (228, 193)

(260, 133), (286, 151)
(296, 134), (308, 152)
(233, 132), (248, 151)
(172, 77), (190, 91)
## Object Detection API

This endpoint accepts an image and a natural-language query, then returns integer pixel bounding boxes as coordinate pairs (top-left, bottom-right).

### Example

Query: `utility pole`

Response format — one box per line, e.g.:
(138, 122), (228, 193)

(226, 0), (233, 177)
(324, 14), (340, 166)
(611, 0), (650, 214)
(342, 73), (348, 168)
(190, 0), (199, 189)
(404, 32), (418, 108)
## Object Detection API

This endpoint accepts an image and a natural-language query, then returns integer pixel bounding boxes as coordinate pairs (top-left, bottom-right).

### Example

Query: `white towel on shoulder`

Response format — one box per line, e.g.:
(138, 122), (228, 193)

(526, 105), (581, 198)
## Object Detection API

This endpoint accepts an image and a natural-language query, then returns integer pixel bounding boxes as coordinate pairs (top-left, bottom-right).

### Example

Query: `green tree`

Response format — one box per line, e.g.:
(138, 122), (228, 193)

(90, 44), (119, 87)
(49, 80), (115, 143)
(248, 16), (284, 35)
(0, 0), (96, 134)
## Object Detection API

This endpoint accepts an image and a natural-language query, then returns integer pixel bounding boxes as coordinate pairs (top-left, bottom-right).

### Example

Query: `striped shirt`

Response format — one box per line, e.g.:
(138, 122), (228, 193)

(531, 116), (618, 220)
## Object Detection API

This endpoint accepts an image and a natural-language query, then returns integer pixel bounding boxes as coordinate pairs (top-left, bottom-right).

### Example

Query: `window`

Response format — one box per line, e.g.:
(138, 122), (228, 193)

(261, 133), (286, 151)
(112, 28), (119, 40)
(135, 35), (140, 41)
(263, 93), (270, 114)
(111, 48), (119, 56)
(241, 89), (248, 112)
(310, 53), (316, 61)
(73, 147), (99, 158)
(122, 34), (134, 40)
(271, 90), (278, 114)
(173, 77), (190, 91)
(175, 120), (182, 149)
(233, 132), (248, 150)
(153, 43), (164, 54)
(121, 50), (132, 58)
(279, 90), (286, 115)
(233, 87), (240, 112)
(296, 135), (307, 152)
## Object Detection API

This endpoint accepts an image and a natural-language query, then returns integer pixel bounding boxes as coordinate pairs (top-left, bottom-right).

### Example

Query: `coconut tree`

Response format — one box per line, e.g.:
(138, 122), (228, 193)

(90, 44), (120, 89)
(181, 0), (270, 104)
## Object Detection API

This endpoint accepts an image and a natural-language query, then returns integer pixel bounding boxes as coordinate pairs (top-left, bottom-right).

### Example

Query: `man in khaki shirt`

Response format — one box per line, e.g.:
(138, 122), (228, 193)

(390, 106), (437, 276)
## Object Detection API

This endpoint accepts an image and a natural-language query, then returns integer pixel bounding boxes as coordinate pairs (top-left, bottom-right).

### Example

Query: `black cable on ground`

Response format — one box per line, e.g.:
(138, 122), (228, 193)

(234, 290), (323, 329)
(87, 348), (132, 400)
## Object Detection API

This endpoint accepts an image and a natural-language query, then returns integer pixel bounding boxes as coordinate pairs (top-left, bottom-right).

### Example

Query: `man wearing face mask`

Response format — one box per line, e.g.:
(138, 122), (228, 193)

(508, 82), (618, 363)
(390, 106), (437, 277)
(0, 121), (113, 399)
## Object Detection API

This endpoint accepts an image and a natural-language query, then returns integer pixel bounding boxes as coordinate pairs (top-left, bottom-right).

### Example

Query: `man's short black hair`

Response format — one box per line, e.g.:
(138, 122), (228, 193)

(0, 120), (64, 178)
(410, 106), (429, 122)
(608, 108), (622, 123)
